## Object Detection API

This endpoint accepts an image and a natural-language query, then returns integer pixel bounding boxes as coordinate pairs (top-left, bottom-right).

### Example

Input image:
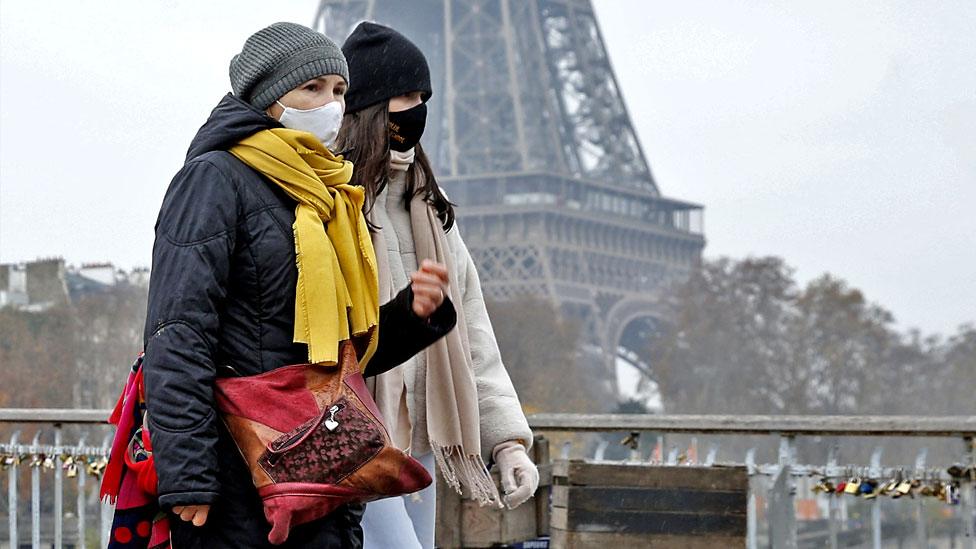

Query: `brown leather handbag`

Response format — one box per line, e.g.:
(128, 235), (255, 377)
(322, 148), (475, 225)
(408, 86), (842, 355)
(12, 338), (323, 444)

(213, 341), (431, 545)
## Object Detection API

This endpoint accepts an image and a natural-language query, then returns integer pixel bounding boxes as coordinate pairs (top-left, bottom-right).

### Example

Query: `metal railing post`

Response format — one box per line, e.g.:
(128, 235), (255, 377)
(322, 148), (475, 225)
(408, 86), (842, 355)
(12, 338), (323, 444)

(593, 439), (608, 461)
(869, 446), (884, 549)
(637, 430), (650, 462)
(100, 433), (113, 549)
(704, 443), (718, 466)
(78, 436), (88, 549)
(745, 448), (758, 549)
(963, 436), (975, 549)
(769, 435), (797, 549)
(915, 448), (928, 549)
(31, 430), (42, 549)
(101, 484), (113, 548)
(8, 430), (21, 549)
(827, 445), (839, 549)
(54, 425), (63, 549)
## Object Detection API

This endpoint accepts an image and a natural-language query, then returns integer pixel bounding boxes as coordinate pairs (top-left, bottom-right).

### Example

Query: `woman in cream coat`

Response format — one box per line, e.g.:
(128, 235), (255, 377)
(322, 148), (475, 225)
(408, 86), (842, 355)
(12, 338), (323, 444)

(336, 22), (540, 549)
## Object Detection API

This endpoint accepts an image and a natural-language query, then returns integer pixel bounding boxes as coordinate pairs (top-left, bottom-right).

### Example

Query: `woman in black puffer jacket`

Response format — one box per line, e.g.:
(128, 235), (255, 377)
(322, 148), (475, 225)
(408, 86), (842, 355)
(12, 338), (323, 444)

(142, 22), (456, 548)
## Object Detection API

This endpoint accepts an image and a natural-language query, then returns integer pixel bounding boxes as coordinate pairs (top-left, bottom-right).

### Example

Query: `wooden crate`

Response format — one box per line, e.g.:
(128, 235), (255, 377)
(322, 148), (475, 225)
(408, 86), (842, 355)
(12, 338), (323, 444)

(436, 435), (552, 548)
(550, 461), (748, 548)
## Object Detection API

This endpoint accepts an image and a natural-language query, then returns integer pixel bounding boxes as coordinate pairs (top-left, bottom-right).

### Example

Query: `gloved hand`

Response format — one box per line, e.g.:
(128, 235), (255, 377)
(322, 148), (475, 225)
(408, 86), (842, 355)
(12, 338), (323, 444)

(493, 440), (540, 509)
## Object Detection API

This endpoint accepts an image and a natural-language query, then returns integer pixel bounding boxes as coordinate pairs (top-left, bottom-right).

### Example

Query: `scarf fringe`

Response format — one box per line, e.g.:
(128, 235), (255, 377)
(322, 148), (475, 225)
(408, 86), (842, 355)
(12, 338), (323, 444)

(431, 442), (503, 508)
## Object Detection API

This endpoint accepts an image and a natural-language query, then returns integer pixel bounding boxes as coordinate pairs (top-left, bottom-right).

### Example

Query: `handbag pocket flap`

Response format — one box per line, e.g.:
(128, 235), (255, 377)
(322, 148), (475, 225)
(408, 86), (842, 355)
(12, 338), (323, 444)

(258, 397), (385, 484)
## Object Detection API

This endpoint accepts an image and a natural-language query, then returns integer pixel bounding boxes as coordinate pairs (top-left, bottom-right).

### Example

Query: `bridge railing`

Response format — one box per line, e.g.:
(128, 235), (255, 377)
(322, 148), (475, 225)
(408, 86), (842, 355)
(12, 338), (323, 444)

(526, 413), (976, 549)
(0, 409), (114, 549)
(1, 409), (974, 548)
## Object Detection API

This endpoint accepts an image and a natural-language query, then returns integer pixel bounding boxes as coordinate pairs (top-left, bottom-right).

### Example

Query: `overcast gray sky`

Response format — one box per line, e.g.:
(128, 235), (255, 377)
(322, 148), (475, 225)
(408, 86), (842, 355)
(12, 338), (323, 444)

(1, 1), (973, 336)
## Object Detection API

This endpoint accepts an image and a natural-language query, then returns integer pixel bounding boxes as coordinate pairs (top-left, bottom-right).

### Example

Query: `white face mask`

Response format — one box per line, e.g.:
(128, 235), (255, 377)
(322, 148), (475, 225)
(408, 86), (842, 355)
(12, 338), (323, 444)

(276, 100), (343, 149)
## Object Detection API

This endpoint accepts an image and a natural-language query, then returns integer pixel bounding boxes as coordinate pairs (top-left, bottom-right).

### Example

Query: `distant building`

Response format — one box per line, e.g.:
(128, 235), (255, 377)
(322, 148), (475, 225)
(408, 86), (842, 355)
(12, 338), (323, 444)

(0, 263), (29, 308)
(0, 259), (150, 311)
(0, 258), (69, 310)
(127, 267), (150, 287)
(79, 262), (116, 286)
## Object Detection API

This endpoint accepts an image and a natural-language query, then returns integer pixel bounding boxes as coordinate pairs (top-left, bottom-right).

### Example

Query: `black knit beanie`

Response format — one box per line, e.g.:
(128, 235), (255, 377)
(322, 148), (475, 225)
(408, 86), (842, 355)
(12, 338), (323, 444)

(342, 22), (432, 114)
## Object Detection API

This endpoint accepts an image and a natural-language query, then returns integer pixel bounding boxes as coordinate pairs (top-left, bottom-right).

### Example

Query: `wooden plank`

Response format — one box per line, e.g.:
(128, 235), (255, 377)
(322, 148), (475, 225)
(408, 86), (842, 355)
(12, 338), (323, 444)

(535, 463), (553, 487)
(531, 434), (550, 465)
(438, 436), (551, 547)
(459, 498), (503, 546)
(440, 493), (542, 547)
(527, 413), (976, 436)
(499, 500), (538, 545)
(551, 527), (746, 549)
(551, 485), (747, 516)
(553, 462), (748, 492)
(435, 473), (463, 548)
(458, 496), (539, 547)
(533, 435), (551, 538)
(551, 506), (569, 532)
(551, 484), (568, 508)
(552, 506), (746, 536)
(535, 485), (552, 538)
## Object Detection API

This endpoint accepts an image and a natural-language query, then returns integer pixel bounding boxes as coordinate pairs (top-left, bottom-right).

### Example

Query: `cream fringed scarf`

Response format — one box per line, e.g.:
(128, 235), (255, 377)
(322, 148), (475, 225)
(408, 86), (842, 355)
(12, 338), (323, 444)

(369, 186), (502, 507)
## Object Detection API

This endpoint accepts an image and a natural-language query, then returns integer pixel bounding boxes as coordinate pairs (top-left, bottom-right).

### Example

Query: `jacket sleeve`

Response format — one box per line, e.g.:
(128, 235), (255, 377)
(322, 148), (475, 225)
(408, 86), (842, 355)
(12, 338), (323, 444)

(142, 158), (238, 508)
(363, 285), (457, 378)
(449, 229), (534, 462)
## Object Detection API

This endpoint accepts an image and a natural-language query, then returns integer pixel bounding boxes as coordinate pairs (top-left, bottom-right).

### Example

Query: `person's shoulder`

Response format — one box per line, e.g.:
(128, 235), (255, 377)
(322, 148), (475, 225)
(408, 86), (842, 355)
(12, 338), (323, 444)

(183, 150), (244, 178)
(167, 153), (244, 203)
(441, 205), (466, 244)
(157, 152), (247, 243)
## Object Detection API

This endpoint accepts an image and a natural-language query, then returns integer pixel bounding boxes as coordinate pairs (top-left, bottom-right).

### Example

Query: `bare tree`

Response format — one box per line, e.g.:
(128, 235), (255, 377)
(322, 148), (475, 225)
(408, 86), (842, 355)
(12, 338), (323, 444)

(648, 257), (966, 418)
(487, 296), (609, 413)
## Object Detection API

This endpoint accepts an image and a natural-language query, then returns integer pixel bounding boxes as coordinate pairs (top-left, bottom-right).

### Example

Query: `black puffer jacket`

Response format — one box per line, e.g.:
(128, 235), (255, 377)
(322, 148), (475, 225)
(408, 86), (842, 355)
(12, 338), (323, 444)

(142, 94), (455, 548)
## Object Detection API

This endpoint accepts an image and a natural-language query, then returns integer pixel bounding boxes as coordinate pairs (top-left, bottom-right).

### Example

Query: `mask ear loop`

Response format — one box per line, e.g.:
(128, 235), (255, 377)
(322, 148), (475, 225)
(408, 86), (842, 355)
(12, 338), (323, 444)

(272, 100), (288, 122)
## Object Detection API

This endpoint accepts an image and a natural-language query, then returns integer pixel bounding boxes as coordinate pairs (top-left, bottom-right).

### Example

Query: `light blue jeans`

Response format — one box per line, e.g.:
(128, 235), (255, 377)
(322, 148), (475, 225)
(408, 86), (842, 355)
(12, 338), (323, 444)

(361, 452), (437, 549)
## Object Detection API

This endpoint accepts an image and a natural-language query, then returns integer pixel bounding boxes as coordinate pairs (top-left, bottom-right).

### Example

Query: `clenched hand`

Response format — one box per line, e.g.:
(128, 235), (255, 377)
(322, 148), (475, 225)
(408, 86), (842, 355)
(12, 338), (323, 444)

(172, 504), (210, 527)
(494, 441), (540, 509)
(410, 260), (450, 319)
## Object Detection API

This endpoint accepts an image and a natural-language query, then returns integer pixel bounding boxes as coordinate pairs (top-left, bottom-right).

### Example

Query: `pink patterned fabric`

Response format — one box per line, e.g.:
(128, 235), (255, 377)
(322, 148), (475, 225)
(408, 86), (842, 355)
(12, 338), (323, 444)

(101, 354), (171, 549)
(213, 363), (321, 432)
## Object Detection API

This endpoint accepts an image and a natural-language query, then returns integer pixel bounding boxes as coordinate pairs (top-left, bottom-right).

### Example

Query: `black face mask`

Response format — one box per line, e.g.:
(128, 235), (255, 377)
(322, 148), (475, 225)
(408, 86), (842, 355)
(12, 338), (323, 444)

(388, 102), (427, 152)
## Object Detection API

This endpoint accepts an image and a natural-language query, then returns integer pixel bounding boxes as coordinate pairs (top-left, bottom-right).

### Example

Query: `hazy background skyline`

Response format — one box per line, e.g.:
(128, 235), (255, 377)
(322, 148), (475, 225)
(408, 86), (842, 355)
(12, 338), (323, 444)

(2, 1), (974, 336)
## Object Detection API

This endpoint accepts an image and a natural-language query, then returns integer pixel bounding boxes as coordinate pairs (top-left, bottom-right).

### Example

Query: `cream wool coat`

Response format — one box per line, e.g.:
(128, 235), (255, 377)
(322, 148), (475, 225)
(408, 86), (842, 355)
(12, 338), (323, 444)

(368, 156), (533, 462)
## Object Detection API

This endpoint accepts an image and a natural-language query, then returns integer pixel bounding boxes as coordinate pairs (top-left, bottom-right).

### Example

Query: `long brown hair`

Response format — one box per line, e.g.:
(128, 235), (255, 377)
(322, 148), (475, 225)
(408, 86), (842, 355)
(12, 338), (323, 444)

(336, 101), (455, 232)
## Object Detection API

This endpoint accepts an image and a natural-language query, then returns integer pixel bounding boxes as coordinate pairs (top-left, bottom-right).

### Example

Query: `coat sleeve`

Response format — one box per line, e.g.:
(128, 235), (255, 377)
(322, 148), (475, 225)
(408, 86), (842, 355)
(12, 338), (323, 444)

(364, 285), (457, 378)
(448, 229), (534, 461)
(142, 157), (239, 508)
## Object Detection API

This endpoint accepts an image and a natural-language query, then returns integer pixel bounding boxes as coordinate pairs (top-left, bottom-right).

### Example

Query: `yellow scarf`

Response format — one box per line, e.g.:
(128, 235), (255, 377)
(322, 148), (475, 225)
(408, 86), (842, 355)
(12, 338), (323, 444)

(230, 128), (379, 368)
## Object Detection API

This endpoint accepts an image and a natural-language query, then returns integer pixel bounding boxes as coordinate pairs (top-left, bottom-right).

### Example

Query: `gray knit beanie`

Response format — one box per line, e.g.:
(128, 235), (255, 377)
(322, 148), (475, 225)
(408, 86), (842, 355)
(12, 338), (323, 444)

(229, 22), (349, 111)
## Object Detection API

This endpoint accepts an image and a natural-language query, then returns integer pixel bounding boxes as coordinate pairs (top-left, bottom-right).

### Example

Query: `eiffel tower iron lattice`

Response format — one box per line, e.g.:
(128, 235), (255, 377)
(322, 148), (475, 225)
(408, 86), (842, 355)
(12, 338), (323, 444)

(315, 0), (705, 394)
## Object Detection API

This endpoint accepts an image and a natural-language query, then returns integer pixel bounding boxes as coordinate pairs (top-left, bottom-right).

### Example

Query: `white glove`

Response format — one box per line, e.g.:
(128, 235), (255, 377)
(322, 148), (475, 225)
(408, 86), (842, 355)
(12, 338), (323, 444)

(493, 440), (539, 509)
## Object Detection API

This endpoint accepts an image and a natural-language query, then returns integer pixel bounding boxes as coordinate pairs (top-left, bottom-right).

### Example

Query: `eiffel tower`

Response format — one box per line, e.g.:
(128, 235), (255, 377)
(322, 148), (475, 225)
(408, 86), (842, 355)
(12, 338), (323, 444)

(316, 0), (705, 392)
